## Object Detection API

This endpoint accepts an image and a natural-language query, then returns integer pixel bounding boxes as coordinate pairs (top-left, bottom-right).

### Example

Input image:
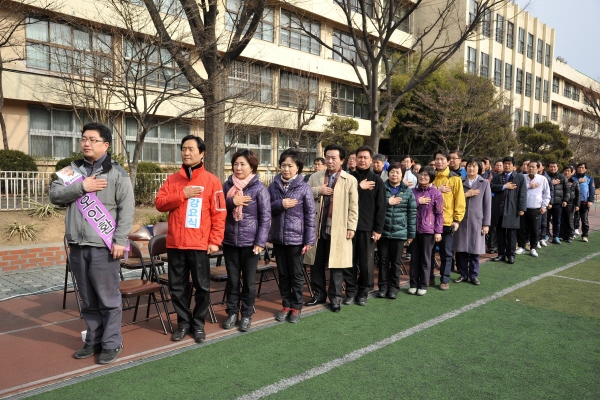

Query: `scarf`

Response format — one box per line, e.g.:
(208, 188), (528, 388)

(226, 173), (256, 221)
(281, 174), (298, 193)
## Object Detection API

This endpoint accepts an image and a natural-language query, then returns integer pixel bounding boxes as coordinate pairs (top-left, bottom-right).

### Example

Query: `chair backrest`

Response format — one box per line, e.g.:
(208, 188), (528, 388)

(153, 222), (168, 236)
(129, 225), (152, 241)
(148, 234), (167, 258)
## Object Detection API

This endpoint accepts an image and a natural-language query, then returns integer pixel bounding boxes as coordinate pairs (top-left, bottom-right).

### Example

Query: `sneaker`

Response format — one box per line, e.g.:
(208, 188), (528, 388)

(288, 309), (301, 323)
(416, 289), (427, 296)
(408, 287), (417, 295)
(239, 317), (251, 332)
(540, 240), (548, 247)
(275, 307), (290, 322)
(530, 249), (538, 257)
(583, 237), (589, 242)
(97, 344), (123, 365)
(536, 242), (542, 249)
(552, 237), (561, 245)
(471, 277), (481, 285)
(515, 247), (526, 255)
(439, 282), (449, 291)
(574, 229), (580, 236)
(223, 312), (238, 330)
(73, 343), (102, 359)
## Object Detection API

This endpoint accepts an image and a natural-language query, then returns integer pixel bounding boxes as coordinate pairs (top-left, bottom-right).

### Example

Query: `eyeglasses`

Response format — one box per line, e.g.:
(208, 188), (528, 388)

(448, 157), (461, 160)
(80, 138), (105, 144)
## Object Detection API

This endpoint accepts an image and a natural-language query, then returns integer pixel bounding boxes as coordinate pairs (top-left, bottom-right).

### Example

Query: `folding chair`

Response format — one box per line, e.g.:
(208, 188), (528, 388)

(61, 236), (82, 317)
(257, 248), (279, 297)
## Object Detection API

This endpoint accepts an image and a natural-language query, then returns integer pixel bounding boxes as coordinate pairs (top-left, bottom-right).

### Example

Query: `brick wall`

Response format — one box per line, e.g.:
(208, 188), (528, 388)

(0, 243), (65, 272)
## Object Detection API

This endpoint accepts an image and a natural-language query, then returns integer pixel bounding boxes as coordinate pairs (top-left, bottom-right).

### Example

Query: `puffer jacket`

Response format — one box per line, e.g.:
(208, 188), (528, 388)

(223, 174), (271, 248)
(547, 171), (569, 204)
(566, 176), (580, 207)
(155, 164), (226, 250)
(268, 174), (316, 246)
(412, 184), (444, 235)
(382, 181), (417, 240)
(50, 154), (134, 248)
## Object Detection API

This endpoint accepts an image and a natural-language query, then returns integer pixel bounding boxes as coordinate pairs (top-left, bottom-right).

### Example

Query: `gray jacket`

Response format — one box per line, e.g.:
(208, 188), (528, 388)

(50, 155), (134, 248)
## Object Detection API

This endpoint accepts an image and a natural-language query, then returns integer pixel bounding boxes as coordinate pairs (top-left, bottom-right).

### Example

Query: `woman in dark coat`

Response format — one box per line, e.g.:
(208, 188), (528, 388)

(269, 149), (316, 323)
(453, 159), (492, 285)
(222, 149), (271, 332)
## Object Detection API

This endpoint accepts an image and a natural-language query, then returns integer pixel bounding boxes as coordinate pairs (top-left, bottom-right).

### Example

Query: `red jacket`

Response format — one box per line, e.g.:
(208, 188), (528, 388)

(155, 165), (226, 250)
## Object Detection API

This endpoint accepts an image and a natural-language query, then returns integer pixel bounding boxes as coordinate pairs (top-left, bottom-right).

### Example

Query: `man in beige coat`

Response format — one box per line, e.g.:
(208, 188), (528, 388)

(304, 144), (358, 312)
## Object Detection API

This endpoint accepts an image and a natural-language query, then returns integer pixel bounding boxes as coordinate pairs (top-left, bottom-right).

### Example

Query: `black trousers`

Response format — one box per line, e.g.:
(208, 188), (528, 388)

(560, 204), (575, 239)
(410, 234), (434, 290)
(377, 237), (406, 294)
(273, 244), (304, 310)
(310, 237), (330, 302)
(167, 248), (210, 331)
(328, 268), (346, 305)
(430, 228), (453, 284)
(574, 202), (590, 237)
(487, 224), (498, 251)
(547, 203), (563, 239)
(518, 208), (540, 248)
(223, 245), (259, 318)
(497, 216), (517, 257)
(344, 230), (375, 299)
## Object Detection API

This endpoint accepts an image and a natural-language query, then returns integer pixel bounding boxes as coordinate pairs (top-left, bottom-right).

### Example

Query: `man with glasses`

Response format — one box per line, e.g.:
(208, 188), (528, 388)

(448, 150), (467, 179)
(51, 123), (134, 364)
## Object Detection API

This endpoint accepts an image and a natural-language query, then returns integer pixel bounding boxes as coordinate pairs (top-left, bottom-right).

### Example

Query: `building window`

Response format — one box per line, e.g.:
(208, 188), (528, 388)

(551, 104), (557, 121)
(493, 58), (502, 87)
(394, 1), (412, 34)
(225, 0), (274, 42)
(525, 72), (532, 97)
(504, 63), (512, 90)
(335, 0), (375, 18)
(495, 14), (504, 43)
(506, 21), (514, 48)
(527, 33), (533, 59)
(553, 77), (559, 93)
(518, 28), (525, 54)
(280, 10), (320, 55)
(28, 106), (82, 158)
(125, 117), (189, 163)
(277, 132), (316, 165)
(536, 39), (543, 63)
(562, 107), (571, 122)
(227, 61), (273, 104)
(564, 82), (572, 99)
(466, 46), (477, 74)
(545, 44), (552, 67)
(331, 83), (369, 119)
(534, 113), (540, 125)
(481, 8), (491, 37)
(226, 129), (273, 166)
(514, 108), (521, 129)
(573, 87), (580, 102)
(333, 29), (365, 67)
(535, 76), (541, 100)
(543, 79), (549, 103)
(468, 0), (477, 24)
(524, 111), (530, 127)
(123, 41), (190, 90)
(516, 68), (523, 94)
(279, 71), (319, 110)
(542, 115), (547, 122)
(480, 52), (489, 79)
(25, 18), (113, 76)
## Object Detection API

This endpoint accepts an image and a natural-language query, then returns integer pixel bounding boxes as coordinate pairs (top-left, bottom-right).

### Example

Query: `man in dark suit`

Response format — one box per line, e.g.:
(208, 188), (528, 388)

(490, 156), (527, 264)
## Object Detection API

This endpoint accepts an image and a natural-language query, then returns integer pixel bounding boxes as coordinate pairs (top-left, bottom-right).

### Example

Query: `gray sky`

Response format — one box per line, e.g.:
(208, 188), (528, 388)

(514, 0), (600, 80)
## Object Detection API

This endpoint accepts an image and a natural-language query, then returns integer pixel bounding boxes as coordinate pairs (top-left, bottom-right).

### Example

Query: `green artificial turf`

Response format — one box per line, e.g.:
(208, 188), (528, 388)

(31, 232), (600, 400)
(554, 258), (600, 282)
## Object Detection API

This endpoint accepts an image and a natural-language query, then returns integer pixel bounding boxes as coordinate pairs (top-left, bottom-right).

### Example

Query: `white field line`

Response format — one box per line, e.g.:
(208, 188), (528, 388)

(237, 251), (600, 400)
(551, 275), (600, 285)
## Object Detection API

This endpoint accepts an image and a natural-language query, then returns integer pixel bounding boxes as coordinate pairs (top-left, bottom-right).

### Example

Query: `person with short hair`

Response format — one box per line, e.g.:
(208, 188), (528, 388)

(399, 155), (418, 188)
(574, 162), (595, 242)
(546, 161), (569, 245)
(560, 166), (580, 243)
(304, 157), (326, 182)
(222, 149), (271, 332)
(346, 152), (357, 173)
(449, 150), (467, 179)
(155, 135), (226, 343)
(372, 153), (388, 181)
(50, 123), (134, 364)
(269, 149), (316, 323)
(520, 159), (530, 174)
(412, 163), (422, 174)
(537, 161), (555, 247)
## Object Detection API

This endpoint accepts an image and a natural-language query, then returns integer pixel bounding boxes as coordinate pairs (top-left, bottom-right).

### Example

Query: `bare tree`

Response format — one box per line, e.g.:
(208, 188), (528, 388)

(582, 83), (600, 129)
(286, 0), (509, 152)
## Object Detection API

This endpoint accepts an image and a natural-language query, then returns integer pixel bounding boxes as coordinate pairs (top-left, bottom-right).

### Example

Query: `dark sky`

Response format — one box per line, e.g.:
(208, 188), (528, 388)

(514, 0), (600, 80)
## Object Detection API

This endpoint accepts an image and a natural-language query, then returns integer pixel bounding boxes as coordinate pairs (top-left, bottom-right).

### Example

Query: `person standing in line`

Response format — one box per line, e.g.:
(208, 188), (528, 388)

(560, 166), (580, 243)
(430, 149), (465, 290)
(304, 157), (326, 182)
(51, 123), (134, 364)
(269, 149), (316, 323)
(409, 167), (443, 296)
(486, 160), (504, 254)
(515, 161), (550, 257)
(574, 162), (595, 242)
(372, 153), (388, 181)
(490, 157), (527, 264)
(222, 150), (271, 332)
(453, 159), (491, 285)
(377, 162), (416, 298)
(399, 155), (418, 188)
(412, 163), (422, 174)
(448, 150), (467, 179)
(344, 145), (386, 306)
(546, 161), (569, 245)
(155, 135), (226, 343)
(537, 161), (555, 247)
(304, 144), (358, 312)
(346, 152), (357, 173)
(519, 159), (530, 174)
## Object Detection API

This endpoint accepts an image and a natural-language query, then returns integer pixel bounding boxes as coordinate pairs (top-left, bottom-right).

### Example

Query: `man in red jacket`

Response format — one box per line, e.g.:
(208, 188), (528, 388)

(155, 135), (226, 343)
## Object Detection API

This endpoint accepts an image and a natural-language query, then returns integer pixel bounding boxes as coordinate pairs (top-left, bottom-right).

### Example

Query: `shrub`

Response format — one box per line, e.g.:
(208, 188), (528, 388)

(0, 149), (38, 171)
(136, 162), (162, 173)
(6, 221), (38, 242)
(55, 152), (84, 171)
(134, 163), (163, 205)
(25, 200), (63, 219)
(144, 212), (169, 226)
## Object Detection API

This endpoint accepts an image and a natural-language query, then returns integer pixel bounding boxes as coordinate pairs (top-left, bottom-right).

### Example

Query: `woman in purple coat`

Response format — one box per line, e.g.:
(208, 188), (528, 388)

(269, 149), (316, 323)
(410, 167), (444, 296)
(222, 149), (271, 332)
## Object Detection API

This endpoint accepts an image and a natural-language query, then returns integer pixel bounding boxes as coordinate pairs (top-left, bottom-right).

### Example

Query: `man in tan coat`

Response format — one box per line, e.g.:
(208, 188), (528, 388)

(304, 144), (358, 312)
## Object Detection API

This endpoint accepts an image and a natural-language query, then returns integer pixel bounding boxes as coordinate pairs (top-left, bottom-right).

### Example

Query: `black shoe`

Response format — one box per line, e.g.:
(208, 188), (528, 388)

(507, 256), (515, 264)
(342, 296), (355, 305)
(491, 256), (506, 262)
(330, 303), (341, 312)
(356, 296), (367, 306)
(487, 249), (497, 254)
(223, 313), (238, 330)
(387, 291), (397, 300)
(171, 328), (189, 341)
(471, 277), (481, 285)
(97, 344), (123, 365)
(377, 289), (387, 298)
(305, 297), (325, 306)
(454, 277), (467, 283)
(239, 317), (251, 332)
(73, 343), (102, 359)
(194, 330), (206, 343)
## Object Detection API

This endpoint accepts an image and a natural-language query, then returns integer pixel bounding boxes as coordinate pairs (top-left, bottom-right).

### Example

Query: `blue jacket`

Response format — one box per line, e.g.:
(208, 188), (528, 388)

(576, 173), (596, 203)
(268, 174), (316, 246)
(223, 174), (271, 248)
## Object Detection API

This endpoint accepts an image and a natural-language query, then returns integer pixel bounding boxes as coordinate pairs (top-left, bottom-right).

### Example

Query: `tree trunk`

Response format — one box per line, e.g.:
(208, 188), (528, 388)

(0, 53), (8, 150)
(129, 127), (146, 191)
(203, 75), (226, 182)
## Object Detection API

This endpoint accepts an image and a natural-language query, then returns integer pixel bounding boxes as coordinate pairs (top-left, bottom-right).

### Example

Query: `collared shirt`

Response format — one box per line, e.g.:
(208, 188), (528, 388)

(525, 174), (551, 209)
